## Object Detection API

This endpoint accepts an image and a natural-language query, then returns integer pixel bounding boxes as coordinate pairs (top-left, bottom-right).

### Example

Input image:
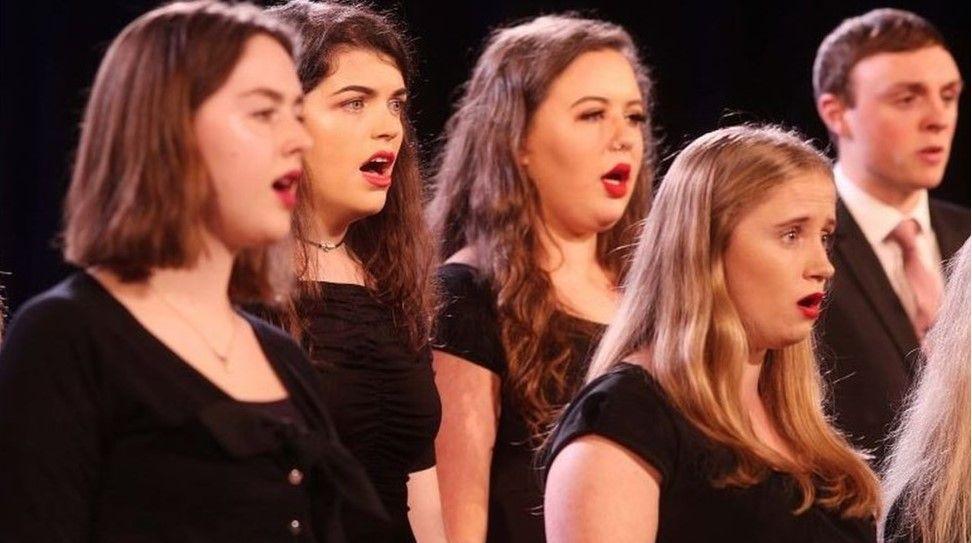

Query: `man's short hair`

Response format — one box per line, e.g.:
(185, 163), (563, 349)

(813, 8), (946, 105)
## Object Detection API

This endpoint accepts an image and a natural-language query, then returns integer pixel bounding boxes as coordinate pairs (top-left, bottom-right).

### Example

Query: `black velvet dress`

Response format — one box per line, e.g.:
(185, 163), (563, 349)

(432, 263), (606, 543)
(296, 282), (442, 543)
(0, 272), (384, 542)
(543, 363), (878, 542)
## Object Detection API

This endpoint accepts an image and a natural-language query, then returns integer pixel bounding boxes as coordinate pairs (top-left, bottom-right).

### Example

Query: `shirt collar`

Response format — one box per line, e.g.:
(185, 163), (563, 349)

(834, 163), (933, 245)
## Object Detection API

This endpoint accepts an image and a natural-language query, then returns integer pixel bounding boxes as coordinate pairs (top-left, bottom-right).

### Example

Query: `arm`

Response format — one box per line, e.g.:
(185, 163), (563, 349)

(432, 350), (501, 543)
(407, 466), (447, 543)
(545, 434), (661, 543)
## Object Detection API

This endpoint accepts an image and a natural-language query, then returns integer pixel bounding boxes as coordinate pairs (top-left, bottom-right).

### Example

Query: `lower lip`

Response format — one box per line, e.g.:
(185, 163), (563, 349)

(276, 186), (297, 209)
(362, 171), (392, 189)
(798, 304), (821, 319)
(917, 149), (945, 165)
(601, 179), (628, 198)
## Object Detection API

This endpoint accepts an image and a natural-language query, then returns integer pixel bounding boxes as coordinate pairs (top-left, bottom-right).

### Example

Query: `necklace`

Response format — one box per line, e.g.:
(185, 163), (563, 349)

(150, 284), (240, 366)
(299, 236), (346, 253)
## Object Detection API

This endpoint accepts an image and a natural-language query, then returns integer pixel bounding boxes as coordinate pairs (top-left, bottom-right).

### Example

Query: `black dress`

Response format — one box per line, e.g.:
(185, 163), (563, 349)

(432, 263), (606, 543)
(296, 282), (441, 543)
(542, 363), (877, 542)
(0, 272), (384, 543)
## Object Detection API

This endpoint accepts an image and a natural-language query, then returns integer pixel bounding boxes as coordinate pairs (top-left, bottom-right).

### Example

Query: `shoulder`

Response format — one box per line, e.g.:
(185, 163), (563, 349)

(930, 197), (970, 222)
(4, 273), (101, 338)
(544, 363), (679, 483)
(242, 311), (303, 359)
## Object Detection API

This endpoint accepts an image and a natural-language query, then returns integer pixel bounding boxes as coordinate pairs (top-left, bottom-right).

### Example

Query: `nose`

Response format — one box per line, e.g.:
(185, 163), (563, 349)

(921, 95), (953, 134)
(806, 240), (835, 283)
(285, 113), (313, 156)
(608, 114), (638, 153)
(373, 105), (402, 142)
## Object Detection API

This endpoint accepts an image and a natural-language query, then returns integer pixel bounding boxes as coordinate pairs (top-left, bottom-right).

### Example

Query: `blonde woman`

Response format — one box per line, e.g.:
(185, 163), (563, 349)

(543, 125), (880, 542)
(881, 239), (970, 543)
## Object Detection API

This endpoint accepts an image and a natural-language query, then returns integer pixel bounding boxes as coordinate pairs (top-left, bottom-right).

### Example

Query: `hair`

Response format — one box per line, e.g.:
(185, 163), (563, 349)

(586, 124), (880, 519)
(881, 240), (970, 543)
(267, 0), (434, 351)
(427, 14), (655, 444)
(813, 8), (946, 105)
(62, 0), (298, 303)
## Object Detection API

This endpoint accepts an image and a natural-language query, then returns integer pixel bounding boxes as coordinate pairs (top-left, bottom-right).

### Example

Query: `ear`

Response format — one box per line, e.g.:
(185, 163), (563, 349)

(816, 92), (852, 140)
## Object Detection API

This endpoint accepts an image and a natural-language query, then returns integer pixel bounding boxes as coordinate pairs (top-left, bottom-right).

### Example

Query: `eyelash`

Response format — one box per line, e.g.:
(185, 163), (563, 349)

(578, 110), (647, 124)
(783, 227), (834, 248)
(253, 109), (277, 121)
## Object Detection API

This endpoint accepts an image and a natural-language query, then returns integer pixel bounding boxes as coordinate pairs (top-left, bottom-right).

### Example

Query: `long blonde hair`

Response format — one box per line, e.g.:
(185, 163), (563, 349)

(881, 240), (971, 543)
(587, 124), (879, 519)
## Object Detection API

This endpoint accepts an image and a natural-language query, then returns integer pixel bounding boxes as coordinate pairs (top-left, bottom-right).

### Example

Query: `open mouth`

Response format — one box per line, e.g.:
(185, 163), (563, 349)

(797, 292), (825, 318)
(272, 170), (301, 208)
(360, 151), (395, 176)
(601, 163), (631, 198)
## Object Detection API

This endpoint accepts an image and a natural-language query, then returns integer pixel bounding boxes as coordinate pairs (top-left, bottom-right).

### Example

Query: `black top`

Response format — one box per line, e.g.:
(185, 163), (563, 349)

(432, 263), (606, 543)
(297, 281), (441, 543)
(543, 363), (877, 543)
(0, 272), (385, 543)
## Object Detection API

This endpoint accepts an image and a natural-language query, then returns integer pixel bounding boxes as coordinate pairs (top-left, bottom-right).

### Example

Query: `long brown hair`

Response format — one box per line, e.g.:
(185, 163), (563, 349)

(586, 125), (879, 519)
(427, 14), (655, 443)
(62, 0), (298, 303)
(268, 0), (434, 351)
(881, 240), (970, 543)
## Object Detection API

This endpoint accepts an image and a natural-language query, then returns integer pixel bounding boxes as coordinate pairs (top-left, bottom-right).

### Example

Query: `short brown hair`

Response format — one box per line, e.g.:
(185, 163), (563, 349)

(63, 1), (298, 302)
(813, 8), (946, 105)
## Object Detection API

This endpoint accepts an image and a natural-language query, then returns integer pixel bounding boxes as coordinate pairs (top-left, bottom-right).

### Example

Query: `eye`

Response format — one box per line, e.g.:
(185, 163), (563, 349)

(894, 94), (917, 107)
(781, 227), (800, 244)
(579, 110), (605, 122)
(822, 230), (835, 252)
(341, 98), (366, 112)
(388, 97), (405, 116)
(252, 109), (278, 122)
(627, 112), (647, 125)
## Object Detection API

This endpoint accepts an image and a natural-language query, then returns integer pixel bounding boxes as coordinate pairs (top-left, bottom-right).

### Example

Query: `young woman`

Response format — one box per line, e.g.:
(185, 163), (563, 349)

(543, 125), (880, 542)
(266, 2), (443, 542)
(0, 2), (381, 540)
(428, 14), (654, 543)
(881, 239), (970, 543)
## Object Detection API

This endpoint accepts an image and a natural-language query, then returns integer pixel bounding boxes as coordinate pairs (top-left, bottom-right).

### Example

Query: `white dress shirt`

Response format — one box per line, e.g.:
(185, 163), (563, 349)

(834, 164), (943, 324)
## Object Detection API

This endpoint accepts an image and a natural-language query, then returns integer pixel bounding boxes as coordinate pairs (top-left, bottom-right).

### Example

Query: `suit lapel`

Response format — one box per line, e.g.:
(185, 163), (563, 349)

(834, 199), (919, 362)
(930, 202), (966, 262)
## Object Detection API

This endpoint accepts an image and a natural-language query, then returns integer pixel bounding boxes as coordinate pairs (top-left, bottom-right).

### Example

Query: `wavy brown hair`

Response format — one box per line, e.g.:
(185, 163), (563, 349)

(586, 125), (880, 519)
(63, 1), (299, 303)
(427, 14), (655, 443)
(268, 0), (434, 351)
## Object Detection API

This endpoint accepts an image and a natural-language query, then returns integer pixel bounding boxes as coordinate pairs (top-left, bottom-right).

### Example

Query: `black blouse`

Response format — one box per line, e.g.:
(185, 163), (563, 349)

(543, 363), (877, 543)
(296, 282), (441, 543)
(0, 272), (384, 543)
(432, 263), (606, 543)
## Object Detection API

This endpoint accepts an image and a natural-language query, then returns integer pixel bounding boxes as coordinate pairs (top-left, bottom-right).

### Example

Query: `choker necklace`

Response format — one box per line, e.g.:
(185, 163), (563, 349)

(150, 284), (240, 367)
(299, 236), (346, 253)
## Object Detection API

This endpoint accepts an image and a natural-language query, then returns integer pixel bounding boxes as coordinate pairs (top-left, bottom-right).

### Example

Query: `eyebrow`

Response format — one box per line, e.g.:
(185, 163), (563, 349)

(239, 87), (304, 106)
(886, 79), (965, 93)
(330, 85), (408, 99)
(570, 96), (643, 108)
(774, 216), (836, 229)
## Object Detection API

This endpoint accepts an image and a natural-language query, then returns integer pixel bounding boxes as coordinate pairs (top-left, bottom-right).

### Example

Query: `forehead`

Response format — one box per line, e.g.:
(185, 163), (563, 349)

(745, 172), (836, 221)
(320, 47), (404, 88)
(851, 45), (961, 91)
(221, 34), (301, 95)
(546, 49), (641, 102)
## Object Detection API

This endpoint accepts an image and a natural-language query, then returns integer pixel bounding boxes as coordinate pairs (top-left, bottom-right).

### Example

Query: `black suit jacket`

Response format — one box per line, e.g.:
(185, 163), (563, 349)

(818, 197), (969, 467)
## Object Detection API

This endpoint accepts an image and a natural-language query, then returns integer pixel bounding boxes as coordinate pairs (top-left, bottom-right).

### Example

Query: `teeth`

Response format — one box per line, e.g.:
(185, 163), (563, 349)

(603, 178), (622, 185)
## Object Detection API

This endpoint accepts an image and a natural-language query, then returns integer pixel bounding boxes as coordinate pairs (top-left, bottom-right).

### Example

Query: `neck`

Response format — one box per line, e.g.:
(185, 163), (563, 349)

(739, 348), (767, 408)
(308, 212), (352, 245)
(149, 231), (235, 311)
(537, 222), (605, 280)
(838, 159), (923, 213)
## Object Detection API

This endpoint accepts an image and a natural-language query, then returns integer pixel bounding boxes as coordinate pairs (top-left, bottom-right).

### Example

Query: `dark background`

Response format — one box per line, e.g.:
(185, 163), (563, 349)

(1, 0), (968, 315)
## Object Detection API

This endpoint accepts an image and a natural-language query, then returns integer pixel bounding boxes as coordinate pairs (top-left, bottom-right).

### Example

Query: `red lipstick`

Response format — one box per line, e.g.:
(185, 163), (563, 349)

(272, 169), (301, 210)
(360, 150), (396, 188)
(797, 292), (825, 319)
(601, 163), (631, 198)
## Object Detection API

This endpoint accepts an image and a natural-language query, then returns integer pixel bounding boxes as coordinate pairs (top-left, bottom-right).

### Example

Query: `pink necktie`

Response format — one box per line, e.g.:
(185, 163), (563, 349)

(887, 219), (942, 339)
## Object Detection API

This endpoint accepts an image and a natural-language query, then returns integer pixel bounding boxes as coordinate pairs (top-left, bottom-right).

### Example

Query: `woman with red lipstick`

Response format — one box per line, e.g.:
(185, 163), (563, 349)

(267, 3), (443, 542)
(427, 14), (654, 543)
(0, 2), (384, 541)
(542, 125), (880, 543)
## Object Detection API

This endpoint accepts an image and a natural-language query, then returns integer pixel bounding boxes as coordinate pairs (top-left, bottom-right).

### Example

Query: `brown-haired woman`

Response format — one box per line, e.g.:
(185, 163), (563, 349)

(543, 125), (880, 542)
(265, 2), (442, 542)
(0, 2), (382, 540)
(427, 14), (654, 543)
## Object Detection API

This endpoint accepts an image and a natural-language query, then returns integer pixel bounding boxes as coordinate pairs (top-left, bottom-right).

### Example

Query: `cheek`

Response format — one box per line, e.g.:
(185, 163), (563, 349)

(304, 115), (359, 183)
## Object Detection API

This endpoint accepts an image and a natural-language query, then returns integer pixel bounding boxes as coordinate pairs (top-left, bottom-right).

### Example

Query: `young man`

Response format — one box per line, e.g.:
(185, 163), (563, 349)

(813, 8), (968, 467)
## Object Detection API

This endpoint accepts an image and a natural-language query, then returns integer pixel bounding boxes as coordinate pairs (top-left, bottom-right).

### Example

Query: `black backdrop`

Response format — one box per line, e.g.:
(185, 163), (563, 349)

(1, 0), (968, 314)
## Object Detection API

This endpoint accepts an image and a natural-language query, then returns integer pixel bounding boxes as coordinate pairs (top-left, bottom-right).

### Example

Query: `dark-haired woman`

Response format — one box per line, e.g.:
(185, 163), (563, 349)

(427, 14), (654, 543)
(266, 2), (443, 542)
(0, 2), (381, 541)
